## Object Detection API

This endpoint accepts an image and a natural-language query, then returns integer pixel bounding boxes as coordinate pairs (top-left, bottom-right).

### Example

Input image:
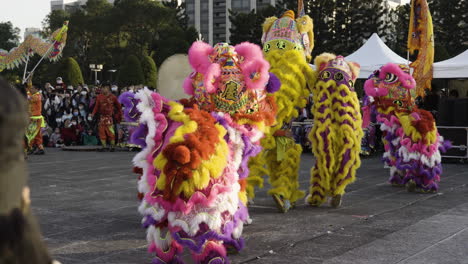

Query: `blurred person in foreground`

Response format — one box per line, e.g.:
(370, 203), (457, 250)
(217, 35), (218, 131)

(26, 83), (46, 155)
(0, 77), (60, 264)
(90, 83), (122, 151)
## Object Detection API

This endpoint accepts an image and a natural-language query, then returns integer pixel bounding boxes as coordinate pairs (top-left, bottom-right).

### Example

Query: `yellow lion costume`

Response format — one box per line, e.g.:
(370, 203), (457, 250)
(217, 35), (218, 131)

(247, 6), (316, 213)
(306, 53), (363, 208)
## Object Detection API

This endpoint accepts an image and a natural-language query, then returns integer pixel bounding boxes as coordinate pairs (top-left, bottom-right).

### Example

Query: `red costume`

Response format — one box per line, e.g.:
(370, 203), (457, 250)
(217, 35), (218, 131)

(26, 91), (45, 150)
(92, 93), (122, 145)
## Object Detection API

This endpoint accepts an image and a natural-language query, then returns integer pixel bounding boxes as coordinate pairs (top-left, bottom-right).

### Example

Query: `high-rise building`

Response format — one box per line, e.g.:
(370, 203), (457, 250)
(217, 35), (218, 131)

(24, 28), (42, 40)
(51, 0), (115, 12)
(185, 0), (277, 45)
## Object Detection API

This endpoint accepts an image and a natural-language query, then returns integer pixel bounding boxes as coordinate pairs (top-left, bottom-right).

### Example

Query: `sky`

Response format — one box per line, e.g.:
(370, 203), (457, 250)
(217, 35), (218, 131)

(2, 0), (51, 39)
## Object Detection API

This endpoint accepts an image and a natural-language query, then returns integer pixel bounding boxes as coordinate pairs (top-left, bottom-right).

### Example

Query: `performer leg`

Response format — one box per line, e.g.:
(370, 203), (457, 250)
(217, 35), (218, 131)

(98, 122), (107, 148)
(246, 134), (275, 203)
(267, 140), (304, 213)
(32, 130), (45, 154)
(107, 125), (116, 151)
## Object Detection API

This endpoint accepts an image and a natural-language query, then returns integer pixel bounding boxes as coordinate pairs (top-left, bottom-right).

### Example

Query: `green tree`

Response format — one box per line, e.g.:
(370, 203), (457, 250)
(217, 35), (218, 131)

(229, 5), (277, 45)
(62, 57), (84, 86)
(118, 55), (144, 86)
(0, 21), (20, 51)
(0, 21), (22, 83)
(141, 55), (158, 88)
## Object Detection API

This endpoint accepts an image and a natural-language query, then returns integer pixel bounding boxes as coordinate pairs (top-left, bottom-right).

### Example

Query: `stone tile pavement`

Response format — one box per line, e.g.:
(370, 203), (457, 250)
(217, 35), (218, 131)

(27, 149), (468, 264)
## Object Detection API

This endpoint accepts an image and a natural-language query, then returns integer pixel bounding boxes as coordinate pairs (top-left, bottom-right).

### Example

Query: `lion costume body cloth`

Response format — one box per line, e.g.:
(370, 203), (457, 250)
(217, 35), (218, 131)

(246, 10), (315, 212)
(119, 42), (279, 264)
(306, 54), (363, 207)
(363, 63), (450, 193)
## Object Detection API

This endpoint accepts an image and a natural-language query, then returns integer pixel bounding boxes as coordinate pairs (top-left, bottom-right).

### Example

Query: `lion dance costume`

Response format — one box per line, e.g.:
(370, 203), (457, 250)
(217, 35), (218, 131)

(363, 63), (450, 193)
(119, 41), (278, 264)
(247, 8), (315, 212)
(306, 54), (363, 208)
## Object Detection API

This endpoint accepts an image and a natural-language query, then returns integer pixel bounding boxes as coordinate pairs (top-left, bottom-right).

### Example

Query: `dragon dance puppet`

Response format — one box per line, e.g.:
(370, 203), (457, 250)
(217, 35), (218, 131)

(119, 41), (279, 264)
(363, 63), (450, 193)
(307, 54), (363, 208)
(246, 7), (316, 213)
(0, 21), (68, 73)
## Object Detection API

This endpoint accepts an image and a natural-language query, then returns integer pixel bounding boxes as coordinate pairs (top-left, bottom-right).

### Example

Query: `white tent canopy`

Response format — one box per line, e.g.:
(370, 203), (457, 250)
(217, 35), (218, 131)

(433, 50), (468, 78)
(345, 33), (408, 78)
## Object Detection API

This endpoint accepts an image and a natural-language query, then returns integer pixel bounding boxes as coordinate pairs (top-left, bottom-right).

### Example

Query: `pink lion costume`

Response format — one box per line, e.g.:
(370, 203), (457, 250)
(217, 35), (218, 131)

(363, 63), (450, 193)
(119, 41), (279, 264)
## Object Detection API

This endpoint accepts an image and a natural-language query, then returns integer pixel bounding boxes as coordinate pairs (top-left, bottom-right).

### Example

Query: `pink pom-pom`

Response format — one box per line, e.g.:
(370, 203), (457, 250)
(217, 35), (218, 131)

(188, 41), (214, 73)
(204, 63), (221, 93)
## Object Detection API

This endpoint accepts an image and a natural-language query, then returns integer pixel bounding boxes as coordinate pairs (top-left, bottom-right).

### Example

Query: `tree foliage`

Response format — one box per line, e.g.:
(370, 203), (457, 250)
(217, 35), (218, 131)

(41, 0), (197, 83)
(229, 5), (277, 45)
(0, 21), (20, 51)
(118, 55), (144, 86)
(141, 55), (158, 89)
(62, 57), (85, 86)
(230, 0), (468, 59)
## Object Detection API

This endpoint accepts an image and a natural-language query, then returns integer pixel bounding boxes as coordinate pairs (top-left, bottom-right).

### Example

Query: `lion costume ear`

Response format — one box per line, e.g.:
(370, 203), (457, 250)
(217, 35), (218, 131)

(188, 41), (214, 73)
(314, 53), (336, 72)
(347, 61), (361, 82)
(296, 15), (314, 52)
(261, 16), (278, 44)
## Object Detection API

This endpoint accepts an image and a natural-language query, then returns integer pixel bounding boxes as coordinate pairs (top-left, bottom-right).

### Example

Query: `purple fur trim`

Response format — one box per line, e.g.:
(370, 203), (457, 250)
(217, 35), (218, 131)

(130, 124), (148, 147)
(439, 140), (452, 153)
(266, 73), (281, 93)
(239, 134), (262, 179)
(142, 214), (157, 228)
(119, 92), (141, 122)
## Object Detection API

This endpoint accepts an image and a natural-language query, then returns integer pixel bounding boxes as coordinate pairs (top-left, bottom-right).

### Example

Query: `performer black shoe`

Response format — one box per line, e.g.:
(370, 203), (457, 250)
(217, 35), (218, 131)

(34, 149), (45, 155)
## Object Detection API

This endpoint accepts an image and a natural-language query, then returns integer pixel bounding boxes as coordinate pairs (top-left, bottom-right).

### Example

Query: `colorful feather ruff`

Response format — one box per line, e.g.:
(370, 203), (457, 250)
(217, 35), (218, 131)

(120, 41), (277, 263)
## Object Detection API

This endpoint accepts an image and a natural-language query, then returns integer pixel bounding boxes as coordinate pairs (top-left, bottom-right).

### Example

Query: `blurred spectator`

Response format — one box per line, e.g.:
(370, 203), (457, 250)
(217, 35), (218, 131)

(449, 89), (459, 98)
(60, 119), (81, 146)
(49, 127), (64, 147)
(83, 128), (98, 146)
(54, 77), (65, 93)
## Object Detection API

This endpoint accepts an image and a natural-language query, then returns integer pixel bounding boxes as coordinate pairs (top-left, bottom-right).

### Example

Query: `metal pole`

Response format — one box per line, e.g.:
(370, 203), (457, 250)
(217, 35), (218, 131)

(23, 41), (57, 83)
(22, 55), (30, 84)
(95, 70), (98, 84)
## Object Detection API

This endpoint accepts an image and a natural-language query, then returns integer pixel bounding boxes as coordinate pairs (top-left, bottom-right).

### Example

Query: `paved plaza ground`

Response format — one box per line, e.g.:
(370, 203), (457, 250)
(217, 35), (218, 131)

(28, 148), (468, 264)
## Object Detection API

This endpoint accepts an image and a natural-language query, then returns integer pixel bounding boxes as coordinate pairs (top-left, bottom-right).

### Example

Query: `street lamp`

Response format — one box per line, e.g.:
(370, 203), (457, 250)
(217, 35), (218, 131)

(108, 69), (117, 83)
(89, 64), (103, 85)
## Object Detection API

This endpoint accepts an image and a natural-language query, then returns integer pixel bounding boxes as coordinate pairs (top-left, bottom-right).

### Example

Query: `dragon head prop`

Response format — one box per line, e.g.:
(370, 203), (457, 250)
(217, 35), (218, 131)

(183, 41), (279, 117)
(364, 63), (417, 110)
(261, 8), (314, 62)
(314, 53), (360, 90)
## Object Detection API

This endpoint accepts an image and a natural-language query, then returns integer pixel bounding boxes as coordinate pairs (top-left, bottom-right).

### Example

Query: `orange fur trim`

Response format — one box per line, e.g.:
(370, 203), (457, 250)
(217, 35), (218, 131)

(161, 106), (220, 201)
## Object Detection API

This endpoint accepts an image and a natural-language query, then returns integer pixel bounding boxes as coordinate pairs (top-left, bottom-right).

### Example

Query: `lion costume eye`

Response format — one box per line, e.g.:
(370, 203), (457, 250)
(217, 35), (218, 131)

(385, 73), (398, 83)
(276, 41), (286, 49)
(263, 43), (270, 52)
(334, 72), (344, 81)
(321, 71), (331, 79)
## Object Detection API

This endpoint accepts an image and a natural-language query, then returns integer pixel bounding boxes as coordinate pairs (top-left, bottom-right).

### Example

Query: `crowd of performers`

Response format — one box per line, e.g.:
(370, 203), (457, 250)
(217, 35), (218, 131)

(114, 5), (451, 263)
